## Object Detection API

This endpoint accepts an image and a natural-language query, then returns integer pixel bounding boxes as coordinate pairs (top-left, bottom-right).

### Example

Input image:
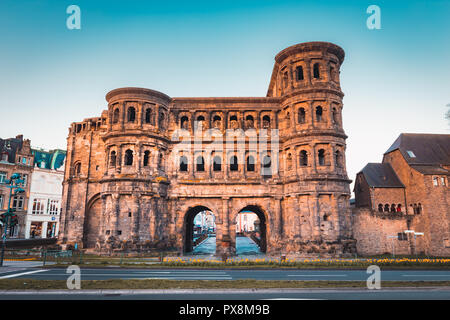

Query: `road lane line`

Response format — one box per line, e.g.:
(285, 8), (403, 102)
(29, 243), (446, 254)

(287, 274), (348, 276)
(0, 269), (48, 279)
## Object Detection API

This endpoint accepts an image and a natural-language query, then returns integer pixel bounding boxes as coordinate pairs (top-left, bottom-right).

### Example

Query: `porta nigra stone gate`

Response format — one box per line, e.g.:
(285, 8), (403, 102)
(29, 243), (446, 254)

(59, 42), (356, 256)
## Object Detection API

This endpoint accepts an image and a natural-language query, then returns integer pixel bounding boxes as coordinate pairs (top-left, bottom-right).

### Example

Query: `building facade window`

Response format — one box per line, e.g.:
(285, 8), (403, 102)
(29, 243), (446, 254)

(196, 156), (205, 172)
(315, 106), (323, 122)
(246, 156), (255, 172)
(48, 200), (60, 215)
(0, 171), (7, 184)
(300, 150), (308, 166)
(112, 108), (120, 124)
(179, 156), (188, 172)
(145, 108), (152, 124)
(433, 176), (439, 186)
(296, 66), (304, 81)
(298, 108), (306, 124)
(230, 156), (238, 171)
(318, 149), (325, 166)
(143, 151), (150, 167)
(124, 150), (133, 166)
(213, 156), (221, 172)
(313, 63), (320, 79)
(109, 151), (116, 167)
(127, 107), (136, 122)
(12, 196), (24, 210)
(0, 194), (3, 209)
(32, 198), (45, 214)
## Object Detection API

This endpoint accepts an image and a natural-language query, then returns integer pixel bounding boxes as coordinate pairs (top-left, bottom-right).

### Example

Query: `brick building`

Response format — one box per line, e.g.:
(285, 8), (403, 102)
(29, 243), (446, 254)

(59, 41), (356, 256)
(353, 133), (450, 256)
(0, 135), (34, 238)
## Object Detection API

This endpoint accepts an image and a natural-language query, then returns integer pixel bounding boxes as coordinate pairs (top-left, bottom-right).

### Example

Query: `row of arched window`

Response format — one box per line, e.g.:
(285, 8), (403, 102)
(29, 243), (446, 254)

(377, 203), (423, 214)
(179, 155), (271, 174)
(295, 106), (339, 125)
(111, 106), (165, 129)
(109, 149), (163, 168)
(179, 114), (272, 130)
(378, 203), (402, 213)
(286, 149), (343, 168)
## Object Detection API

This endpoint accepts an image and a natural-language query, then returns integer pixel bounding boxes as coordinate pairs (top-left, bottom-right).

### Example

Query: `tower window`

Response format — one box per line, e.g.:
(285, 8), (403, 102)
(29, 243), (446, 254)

(283, 71), (289, 88)
(300, 150), (308, 166)
(298, 108), (306, 124)
(124, 150), (133, 166)
(318, 149), (325, 166)
(74, 162), (81, 176)
(378, 204), (383, 212)
(296, 66), (304, 81)
(313, 63), (320, 79)
(145, 108), (152, 124)
(112, 108), (120, 124)
(109, 151), (116, 167)
(143, 151), (150, 167)
(335, 150), (342, 167)
(315, 106), (323, 122)
(127, 107), (136, 122)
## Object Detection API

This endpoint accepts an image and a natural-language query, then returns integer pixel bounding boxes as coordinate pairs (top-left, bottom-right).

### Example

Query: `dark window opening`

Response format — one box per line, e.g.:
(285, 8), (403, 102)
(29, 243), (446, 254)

(316, 106), (323, 122)
(384, 204), (390, 212)
(318, 149), (325, 166)
(145, 108), (152, 124)
(247, 156), (255, 172)
(335, 150), (342, 167)
(378, 204), (383, 212)
(230, 156), (238, 171)
(196, 156), (205, 171)
(124, 150), (133, 166)
(112, 108), (120, 124)
(298, 108), (306, 124)
(127, 107), (136, 122)
(300, 150), (308, 166)
(296, 66), (304, 81)
(109, 151), (116, 167)
(143, 151), (150, 167)
(262, 115), (270, 128)
(180, 156), (188, 172)
(180, 116), (189, 129)
(213, 156), (222, 171)
(313, 63), (320, 79)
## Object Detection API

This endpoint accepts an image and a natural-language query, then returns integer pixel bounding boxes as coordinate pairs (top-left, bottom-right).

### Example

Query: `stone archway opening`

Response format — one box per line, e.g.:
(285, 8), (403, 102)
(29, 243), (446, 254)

(235, 206), (267, 255)
(184, 206), (216, 255)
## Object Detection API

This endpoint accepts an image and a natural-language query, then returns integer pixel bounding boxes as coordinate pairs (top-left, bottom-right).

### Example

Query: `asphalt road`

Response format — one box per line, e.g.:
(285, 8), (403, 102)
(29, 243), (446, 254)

(1, 268), (450, 281)
(1, 288), (450, 300)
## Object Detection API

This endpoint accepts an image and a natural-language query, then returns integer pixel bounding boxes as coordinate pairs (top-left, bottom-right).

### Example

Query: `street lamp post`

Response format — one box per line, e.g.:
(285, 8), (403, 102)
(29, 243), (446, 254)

(0, 173), (25, 266)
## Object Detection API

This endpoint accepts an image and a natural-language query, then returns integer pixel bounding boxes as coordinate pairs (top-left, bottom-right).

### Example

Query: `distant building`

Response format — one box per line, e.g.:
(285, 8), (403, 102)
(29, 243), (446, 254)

(236, 212), (259, 233)
(25, 148), (66, 239)
(353, 133), (450, 256)
(0, 135), (34, 238)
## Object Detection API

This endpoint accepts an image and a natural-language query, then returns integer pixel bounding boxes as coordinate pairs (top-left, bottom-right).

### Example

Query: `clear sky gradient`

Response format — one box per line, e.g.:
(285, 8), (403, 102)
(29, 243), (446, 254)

(0, 0), (449, 192)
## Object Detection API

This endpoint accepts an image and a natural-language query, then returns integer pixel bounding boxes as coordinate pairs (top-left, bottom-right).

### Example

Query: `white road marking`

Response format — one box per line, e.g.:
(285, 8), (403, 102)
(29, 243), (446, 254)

(0, 269), (48, 279)
(402, 275), (450, 277)
(287, 274), (347, 277)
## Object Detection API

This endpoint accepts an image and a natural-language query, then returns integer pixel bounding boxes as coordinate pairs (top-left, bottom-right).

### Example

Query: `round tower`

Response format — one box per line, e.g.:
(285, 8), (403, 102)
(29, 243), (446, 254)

(271, 42), (354, 255)
(92, 88), (173, 252)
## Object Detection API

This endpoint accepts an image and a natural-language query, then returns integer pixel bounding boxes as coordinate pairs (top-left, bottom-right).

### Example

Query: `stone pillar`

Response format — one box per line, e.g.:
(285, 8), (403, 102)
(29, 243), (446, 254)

(110, 194), (120, 238)
(120, 102), (126, 131)
(311, 194), (321, 239)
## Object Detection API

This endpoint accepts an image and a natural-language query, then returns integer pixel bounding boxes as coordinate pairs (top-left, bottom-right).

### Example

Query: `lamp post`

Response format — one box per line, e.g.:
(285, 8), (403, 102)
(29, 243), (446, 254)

(0, 173), (25, 266)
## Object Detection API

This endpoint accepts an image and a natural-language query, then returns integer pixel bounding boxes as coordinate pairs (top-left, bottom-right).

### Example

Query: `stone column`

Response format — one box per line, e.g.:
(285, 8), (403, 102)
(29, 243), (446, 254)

(131, 193), (141, 242)
(110, 194), (120, 238)
(274, 196), (283, 237)
(311, 194), (320, 239)
(120, 102), (126, 131)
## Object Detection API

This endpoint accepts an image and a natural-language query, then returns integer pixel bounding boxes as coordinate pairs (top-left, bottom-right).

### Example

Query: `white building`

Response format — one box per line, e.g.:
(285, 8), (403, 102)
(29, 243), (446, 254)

(25, 148), (66, 239)
(236, 212), (259, 233)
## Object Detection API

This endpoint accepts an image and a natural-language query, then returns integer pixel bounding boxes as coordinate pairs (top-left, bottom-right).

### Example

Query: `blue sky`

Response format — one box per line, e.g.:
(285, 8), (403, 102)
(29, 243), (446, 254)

(0, 0), (449, 191)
